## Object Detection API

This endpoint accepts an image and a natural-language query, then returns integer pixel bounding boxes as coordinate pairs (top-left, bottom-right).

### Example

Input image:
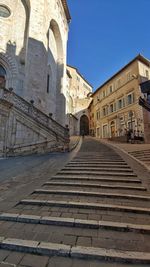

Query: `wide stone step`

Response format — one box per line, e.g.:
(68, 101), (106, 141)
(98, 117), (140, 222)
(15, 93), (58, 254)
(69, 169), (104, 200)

(72, 159), (125, 162)
(57, 170), (137, 177)
(67, 163), (129, 168)
(34, 189), (150, 201)
(130, 150), (150, 154)
(51, 176), (141, 184)
(131, 155), (150, 159)
(70, 161), (127, 165)
(1, 213), (150, 233)
(63, 167), (133, 172)
(19, 199), (150, 215)
(44, 181), (146, 191)
(0, 237), (150, 263)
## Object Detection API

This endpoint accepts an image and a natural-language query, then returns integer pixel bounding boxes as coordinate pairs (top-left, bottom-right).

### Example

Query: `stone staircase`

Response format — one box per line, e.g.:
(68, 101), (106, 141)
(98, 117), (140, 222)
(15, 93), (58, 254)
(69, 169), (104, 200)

(0, 88), (69, 157)
(129, 149), (150, 165)
(0, 139), (150, 266)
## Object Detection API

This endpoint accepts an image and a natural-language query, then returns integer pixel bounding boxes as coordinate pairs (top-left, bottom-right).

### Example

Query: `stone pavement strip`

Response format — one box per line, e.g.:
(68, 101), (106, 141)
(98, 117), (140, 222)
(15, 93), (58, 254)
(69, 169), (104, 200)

(0, 137), (150, 266)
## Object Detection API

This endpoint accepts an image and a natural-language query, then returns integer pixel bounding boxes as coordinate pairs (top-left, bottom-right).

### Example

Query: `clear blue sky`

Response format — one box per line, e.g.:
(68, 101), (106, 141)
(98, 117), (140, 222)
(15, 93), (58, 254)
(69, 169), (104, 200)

(67, 0), (150, 91)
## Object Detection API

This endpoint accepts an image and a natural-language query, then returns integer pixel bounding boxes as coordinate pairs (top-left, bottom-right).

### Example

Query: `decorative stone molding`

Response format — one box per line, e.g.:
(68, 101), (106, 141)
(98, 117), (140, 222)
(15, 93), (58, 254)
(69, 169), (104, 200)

(0, 87), (69, 141)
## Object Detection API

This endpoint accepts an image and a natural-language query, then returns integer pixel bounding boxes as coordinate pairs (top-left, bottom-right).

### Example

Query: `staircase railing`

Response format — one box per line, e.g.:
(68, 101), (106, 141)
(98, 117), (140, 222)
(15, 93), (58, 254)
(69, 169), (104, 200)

(0, 87), (69, 141)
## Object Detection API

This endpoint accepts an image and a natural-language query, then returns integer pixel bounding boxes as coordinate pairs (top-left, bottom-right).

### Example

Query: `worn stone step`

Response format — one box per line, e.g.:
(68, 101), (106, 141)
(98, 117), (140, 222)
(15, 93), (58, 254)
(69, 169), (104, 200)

(67, 163), (129, 168)
(70, 161), (127, 165)
(63, 167), (133, 172)
(72, 159), (125, 162)
(19, 199), (150, 215)
(1, 213), (150, 233)
(51, 176), (141, 183)
(34, 189), (150, 201)
(131, 155), (150, 159)
(0, 237), (150, 263)
(44, 181), (145, 191)
(57, 170), (137, 177)
(130, 150), (150, 154)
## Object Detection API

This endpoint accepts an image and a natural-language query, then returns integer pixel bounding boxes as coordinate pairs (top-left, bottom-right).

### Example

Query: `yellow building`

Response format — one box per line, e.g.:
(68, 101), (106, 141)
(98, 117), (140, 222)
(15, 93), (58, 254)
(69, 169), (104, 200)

(90, 54), (150, 140)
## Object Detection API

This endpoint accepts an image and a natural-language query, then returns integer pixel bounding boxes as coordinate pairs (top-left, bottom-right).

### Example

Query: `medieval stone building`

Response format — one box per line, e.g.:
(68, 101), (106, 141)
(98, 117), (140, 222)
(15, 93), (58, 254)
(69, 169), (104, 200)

(66, 65), (93, 136)
(0, 0), (71, 156)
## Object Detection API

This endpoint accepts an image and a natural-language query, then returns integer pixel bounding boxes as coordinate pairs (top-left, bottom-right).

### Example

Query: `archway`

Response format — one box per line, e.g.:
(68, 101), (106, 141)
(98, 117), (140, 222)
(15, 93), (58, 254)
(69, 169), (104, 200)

(47, 19), (64, 123)
(80, 115), (89, 135)
(0, 64), (6, 87)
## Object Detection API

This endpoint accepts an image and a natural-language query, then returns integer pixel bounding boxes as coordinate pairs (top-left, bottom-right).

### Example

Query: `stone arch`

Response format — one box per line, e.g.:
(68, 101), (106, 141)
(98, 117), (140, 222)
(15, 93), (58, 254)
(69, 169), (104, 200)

(80, 115), (89, 135)
(20, 0), (30, 62)
(49, 19), (64, 63)
(47, 19), (64, 122)
(0, 50), (18, 88)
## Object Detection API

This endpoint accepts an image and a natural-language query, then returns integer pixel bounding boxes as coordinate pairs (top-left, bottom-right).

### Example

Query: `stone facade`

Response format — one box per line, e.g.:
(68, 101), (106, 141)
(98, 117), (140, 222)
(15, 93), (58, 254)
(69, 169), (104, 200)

(90, 54), (150, 142)
(0, 0), (70, 156)
(0, 0), (70, 125)
(66, 66), (92, 135)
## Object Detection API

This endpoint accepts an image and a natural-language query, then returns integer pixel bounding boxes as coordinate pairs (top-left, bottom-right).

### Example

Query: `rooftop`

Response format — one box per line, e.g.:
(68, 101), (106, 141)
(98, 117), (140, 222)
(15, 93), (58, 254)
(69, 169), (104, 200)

(93, 54), (150, 96)
(67, 65), (93, 88)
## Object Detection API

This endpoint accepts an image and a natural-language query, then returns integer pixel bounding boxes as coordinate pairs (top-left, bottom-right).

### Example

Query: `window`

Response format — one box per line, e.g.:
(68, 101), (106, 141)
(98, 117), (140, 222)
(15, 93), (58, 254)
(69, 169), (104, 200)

(127, 93), (134, 105)
(110, 104), (114, 113)
(118, 99), (123, 109)
(77, 76), (80, 81)
(102, 106), (108, 116)
(0, 5), (11, 18)
(47, 74), (50, 93)
(0, 64), (6, 88)
(146, 70), (149, 79)
(0, 64), (6, 76)
(122, 98), (125, 107)
(96, 110), (100, 120)
(109, 85), (113, 94)
(103, 90), (106, 98)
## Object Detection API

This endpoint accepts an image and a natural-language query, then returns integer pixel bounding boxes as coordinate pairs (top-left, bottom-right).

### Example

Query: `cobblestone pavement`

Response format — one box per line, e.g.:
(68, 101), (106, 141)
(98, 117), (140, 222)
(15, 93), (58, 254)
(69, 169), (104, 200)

(0, 137), (150, 266)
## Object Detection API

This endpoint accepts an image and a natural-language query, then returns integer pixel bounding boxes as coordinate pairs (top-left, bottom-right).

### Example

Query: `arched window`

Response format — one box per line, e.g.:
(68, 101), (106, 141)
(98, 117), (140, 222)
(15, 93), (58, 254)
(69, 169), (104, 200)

(0, 64), (6, 88)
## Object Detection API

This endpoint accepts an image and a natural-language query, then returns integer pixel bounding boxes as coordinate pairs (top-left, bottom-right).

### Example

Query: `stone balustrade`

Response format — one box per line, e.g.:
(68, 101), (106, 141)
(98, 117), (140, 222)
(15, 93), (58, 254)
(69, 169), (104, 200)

(0, 87), (69, 142)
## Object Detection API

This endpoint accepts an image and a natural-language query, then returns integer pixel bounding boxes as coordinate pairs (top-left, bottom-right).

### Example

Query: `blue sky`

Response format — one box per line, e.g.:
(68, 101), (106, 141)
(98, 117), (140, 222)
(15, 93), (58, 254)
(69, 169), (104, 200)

(67, 0), (150, 91)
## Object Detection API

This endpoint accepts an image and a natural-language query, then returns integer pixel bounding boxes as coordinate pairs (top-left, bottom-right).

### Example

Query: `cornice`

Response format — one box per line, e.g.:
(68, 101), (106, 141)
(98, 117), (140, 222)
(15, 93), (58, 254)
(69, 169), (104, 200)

(61, 0), (71, 22)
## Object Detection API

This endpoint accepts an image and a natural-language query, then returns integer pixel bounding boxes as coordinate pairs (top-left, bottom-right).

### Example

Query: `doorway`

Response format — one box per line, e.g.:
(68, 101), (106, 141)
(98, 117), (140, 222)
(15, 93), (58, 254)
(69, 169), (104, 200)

(80, 115), (89, 135)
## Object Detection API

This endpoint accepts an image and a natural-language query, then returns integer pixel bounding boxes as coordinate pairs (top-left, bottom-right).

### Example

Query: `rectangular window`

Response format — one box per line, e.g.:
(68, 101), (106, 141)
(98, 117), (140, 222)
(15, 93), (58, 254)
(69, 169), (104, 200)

(103, 90), (106, 98)
(102, 106), (108, 116)
(123, 98), (125, 107)
(146, 70), (149, 79)
(118, 99), (122, 109)
(110, 104), (114, 113)
(96, 110), (100, 120)
(127, 93), (134, 105)
(103, 107), (106, 116)
(47, 74), (50, 93)
(109, 84), (113, 93)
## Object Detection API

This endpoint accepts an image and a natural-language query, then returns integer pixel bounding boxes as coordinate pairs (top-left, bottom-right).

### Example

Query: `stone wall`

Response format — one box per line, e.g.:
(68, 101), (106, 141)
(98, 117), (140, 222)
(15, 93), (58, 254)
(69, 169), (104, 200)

(0, 0), (69, 125)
